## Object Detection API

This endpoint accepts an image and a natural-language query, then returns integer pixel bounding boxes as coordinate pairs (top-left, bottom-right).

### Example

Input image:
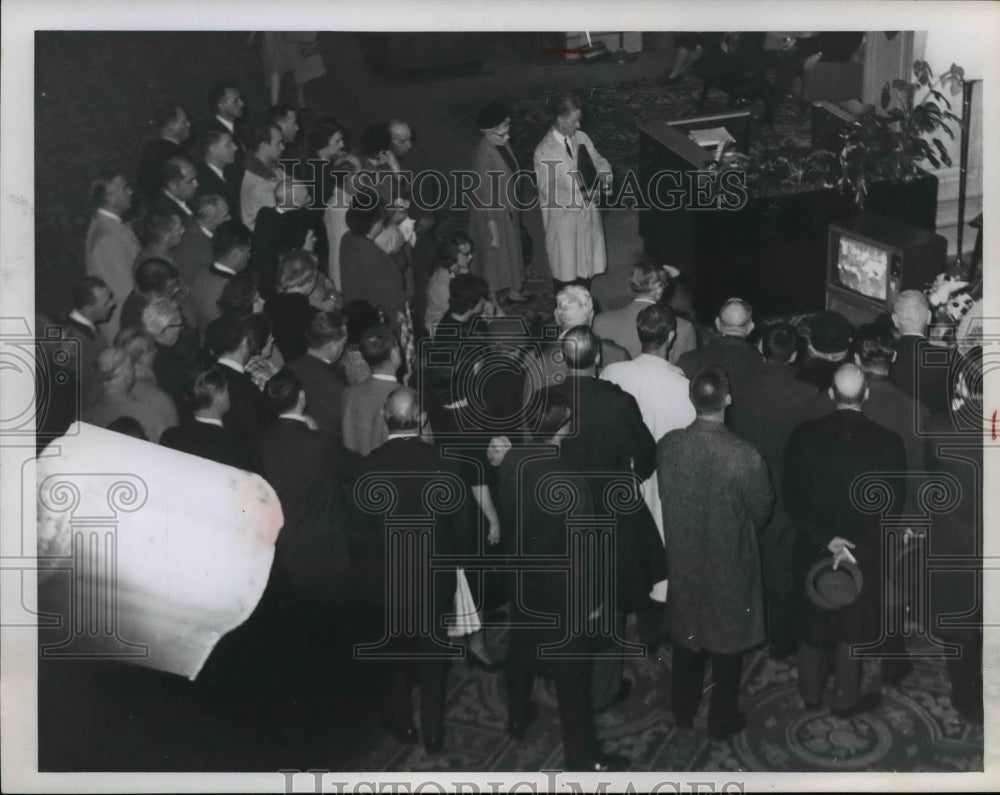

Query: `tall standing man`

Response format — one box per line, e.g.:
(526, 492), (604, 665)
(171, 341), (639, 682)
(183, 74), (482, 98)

(533, 93), (612, 294)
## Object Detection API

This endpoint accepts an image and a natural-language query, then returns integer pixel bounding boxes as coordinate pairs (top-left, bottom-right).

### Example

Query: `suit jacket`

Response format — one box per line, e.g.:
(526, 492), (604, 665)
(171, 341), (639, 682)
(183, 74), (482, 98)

(190, 265), (234, 332)
(160, 418), (261, 473)
(287, 353), (348, 438)
(341, 375), (399, 456)
(58, 314), (108, 409)
(84, 212), (141, 344)
(339, 232), (407, 332)
(678, 334), (764, 402)
(498, 444), (599, 671)
(172, 218), (214, 289)
(199, 115), (245, 183)
(543, 376), (663, 611)
(148, 189), (194, 220)
(657, 419), (773, 653)
(195, 159), (242, 225)
(351, 436), (468, 649)
(784, 408), (906, 646)
(890, 335), (953, 415)
(119, 290), (149, 333)
(218, 362), (269, 438)
(811, 373), (929, 517)
(727, 359), (820, 592)
(251, 206), (328, 294)
(136, 137), (184, 199)
(258, 416), (360, 608)
(593, 299), (697, 365)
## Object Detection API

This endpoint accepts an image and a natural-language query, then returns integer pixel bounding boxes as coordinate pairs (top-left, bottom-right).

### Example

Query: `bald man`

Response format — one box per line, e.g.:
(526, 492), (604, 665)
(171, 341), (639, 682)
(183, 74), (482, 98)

(352, 385), (470, 754)
(890, 290), (951, 414)
(677, 298), (764, 401)
(784, 363), (906, 717)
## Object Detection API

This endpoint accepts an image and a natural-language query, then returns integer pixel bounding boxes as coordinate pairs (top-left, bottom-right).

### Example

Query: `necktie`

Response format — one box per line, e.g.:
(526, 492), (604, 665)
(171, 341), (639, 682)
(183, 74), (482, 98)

(564, 137), (574, 159)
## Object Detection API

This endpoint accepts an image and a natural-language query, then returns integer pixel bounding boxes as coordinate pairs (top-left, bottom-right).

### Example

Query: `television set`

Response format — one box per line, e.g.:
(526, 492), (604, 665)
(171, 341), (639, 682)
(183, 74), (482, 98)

(826, 214), (947, 325)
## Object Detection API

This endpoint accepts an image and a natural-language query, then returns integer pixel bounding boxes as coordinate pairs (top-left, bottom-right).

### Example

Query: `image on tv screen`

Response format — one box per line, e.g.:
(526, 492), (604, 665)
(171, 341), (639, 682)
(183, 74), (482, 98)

(837, 236), (888, 300)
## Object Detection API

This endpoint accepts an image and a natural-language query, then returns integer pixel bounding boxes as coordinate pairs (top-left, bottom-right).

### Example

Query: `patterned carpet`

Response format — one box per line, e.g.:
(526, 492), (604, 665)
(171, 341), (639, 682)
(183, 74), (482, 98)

(345, 622), (983, 773)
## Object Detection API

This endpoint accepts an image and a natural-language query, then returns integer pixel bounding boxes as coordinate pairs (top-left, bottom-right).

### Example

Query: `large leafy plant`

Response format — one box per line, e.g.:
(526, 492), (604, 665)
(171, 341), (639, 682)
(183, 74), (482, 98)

(838, 59), (964, 207)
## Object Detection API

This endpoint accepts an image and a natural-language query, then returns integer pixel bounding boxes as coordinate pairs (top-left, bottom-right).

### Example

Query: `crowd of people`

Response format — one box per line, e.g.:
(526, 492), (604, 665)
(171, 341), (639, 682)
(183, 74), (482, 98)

(34, 77), (982, 772)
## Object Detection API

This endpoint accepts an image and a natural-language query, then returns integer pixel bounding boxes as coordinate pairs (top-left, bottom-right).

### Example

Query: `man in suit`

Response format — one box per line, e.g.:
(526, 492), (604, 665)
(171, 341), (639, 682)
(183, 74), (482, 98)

(497, 393), (628, 772)
(593, 261), (697, 366)
(160, 366), (260, 472)
(657, 365), (774, 739)
(141, 298), (190, 402)
(678, 297), (764, 402)
(341, 325), (401, 456)
(119, 257), (182, 333)
(240, 122), (285, 230)
(890, 290), (952, 415)
(190, 220), (252, 331)
(727, 322), (820, 658)
(85, 171), (140, 344)
(542, 326), (660, 712)
(287, 309), (349, 438)
(136, 102), (192, 199)
(600, 304), (696, 641)
(251, 176), (327, 293)
(195, 129), (241, 224)
(259, 369), (358, 518)
(151, 157), (199, 219)
(266, 103), (300, 147)
(51, 276), (116, 417)
(203, 82), (246, 182)
(171, 194), (231, 294)
(784, 364), (907, 717)
(203, 315), (269, 439)
(924, 346), (983, 724)
(352, 387), (466, 754)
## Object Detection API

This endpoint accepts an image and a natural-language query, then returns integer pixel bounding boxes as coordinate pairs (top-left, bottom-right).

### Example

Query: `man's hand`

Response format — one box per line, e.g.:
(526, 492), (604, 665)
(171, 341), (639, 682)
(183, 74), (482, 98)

(487, 519), (501, 546)
(303, 229), (316, 252)
(827, 536), (857, 569)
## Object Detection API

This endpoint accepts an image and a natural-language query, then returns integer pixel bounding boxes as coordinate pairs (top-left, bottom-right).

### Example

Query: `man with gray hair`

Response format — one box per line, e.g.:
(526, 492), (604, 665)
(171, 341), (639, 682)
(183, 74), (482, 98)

(678, 297), (764, 401)
(142, 298), (190, 401)
(890, 289), (951, 413)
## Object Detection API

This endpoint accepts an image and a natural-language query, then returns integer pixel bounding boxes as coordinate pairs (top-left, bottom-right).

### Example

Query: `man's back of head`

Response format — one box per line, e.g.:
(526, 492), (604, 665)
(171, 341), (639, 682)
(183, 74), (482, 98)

(830, 363), (868, 408)
(264, 368), (304, 416)
(892, 289), (931, 336)
(716, 298), (753, 338)
(204, 315), (248, 361)
(636, 304), (676, 356)
(628, 261), (669, 299)
(562, 325), (600, 372)
(689, 365), (731, 418)
(853, 323), (896, 376)
(360, 324), (398, 373)
(182, 366), (229, 417)
(555, 286), (594, 332)
(384, 386), (421, 432)
(760, 322), (799, 364)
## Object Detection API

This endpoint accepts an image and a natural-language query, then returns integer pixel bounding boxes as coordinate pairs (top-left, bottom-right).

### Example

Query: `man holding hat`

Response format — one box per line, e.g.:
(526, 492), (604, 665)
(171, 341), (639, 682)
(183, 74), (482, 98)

(784, 363), (906, 717)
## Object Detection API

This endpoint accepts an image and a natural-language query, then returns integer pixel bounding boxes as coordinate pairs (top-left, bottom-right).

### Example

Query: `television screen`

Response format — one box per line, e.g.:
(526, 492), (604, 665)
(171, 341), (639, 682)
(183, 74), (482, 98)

(836, 235), (888, 300)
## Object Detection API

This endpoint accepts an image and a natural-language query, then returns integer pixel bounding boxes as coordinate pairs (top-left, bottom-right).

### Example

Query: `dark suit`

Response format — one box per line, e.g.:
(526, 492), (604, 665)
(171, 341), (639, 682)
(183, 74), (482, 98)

(543, 375), (661, 711)
(890, 335), (953, 415)
(728, 359), (821, 652)
(258, 416), (361, 608)
(136, 137), (184, 199)
(924, 403), (983, 721)
(784, 408), (906, 709)
(190, 265), (235, 332)
(339, 232), (407, 333)
(160, 417), (261, 473)
(118, 291), (149, 333)
(251, 206), (328, 295)
(172, 218), (214, 290)
(152, 342), (193, 404)
(218, 361), (269, 438)
(678, 334), (764, 401)
(352, 436), (468, 744)
(497, 444), (604, 768)
(593, 298), (698, 365)
(200, 115), (246, 185)
(287, 353), (348, 439)
(195, 160), (242, 227)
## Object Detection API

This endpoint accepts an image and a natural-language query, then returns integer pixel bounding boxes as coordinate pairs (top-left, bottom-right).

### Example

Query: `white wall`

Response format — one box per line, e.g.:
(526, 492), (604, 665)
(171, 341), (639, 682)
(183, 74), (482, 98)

(912, 31), (984, 255)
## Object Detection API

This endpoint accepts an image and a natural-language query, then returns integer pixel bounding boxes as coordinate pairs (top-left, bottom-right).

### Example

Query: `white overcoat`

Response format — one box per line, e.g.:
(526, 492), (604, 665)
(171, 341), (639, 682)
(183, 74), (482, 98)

(533, 128), (611, 282)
